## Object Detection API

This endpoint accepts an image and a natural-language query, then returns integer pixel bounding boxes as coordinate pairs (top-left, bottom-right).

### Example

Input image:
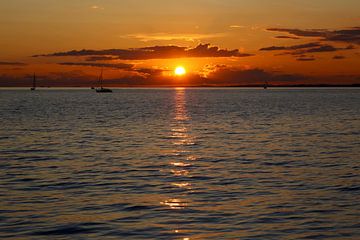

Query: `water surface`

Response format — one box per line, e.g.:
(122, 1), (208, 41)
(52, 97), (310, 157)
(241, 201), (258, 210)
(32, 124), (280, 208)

(0, 88), (359, 239)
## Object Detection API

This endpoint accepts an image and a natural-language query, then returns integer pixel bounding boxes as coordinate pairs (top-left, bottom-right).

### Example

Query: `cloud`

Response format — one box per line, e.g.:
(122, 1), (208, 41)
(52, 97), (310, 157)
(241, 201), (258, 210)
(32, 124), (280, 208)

(0, 61), (27, 66)
(260, 42), (354, 57)
(267, 27), (360, 45)
(34, 43), (254, 60)
(304, 45), (337, 53)
(333, 55), (345, 60)
(198, 64), (227, 78)
(275, 36), (300, 40)
(327, 28), (360, 44)
(267, 28), (326, 37)
(292, 44), (353, 55)
(85, 56), (118, 62)
(205, 67), (307, 85)
(125, 33), (225, 42)
(205, 67), (359, 85)
(229, 25), (245, 29)
(296, 57), (316, 61)
(59, 62), (133, 69)
(57, 61), (169, 77)
(133, 68), (162, 74)
(260, 42), (321, 51)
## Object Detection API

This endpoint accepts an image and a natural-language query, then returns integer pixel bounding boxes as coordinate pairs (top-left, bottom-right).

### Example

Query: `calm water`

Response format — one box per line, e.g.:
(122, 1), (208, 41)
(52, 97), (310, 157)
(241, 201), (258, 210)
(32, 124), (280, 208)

(0, 88), (359, 239)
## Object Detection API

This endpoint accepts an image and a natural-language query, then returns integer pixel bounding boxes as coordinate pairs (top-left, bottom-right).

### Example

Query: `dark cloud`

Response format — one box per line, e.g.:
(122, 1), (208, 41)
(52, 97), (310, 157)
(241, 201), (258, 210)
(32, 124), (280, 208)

(304, 45), (337, 53)
(206, 68), (270, 85)
(333, 55), (345, 60)
(260, 42), (321, 51)
(33, 43), (254, 60)
(180, 65), (307, 86)
(267, 27), (360, 45)
(204, 67), (360, 86)
(292, 44), (353, 55)
(260, 46), (286, 51)
(275, 36), (300, 40)
(267, 28), (327, 37)
(296, 57), (316, 61)
(58, 62), (169, 77)
(327, 28), (360, 44)
(59, 62), (133, 69)
(133, 67), (168, 75)
(345, 45), (356, 49)
(57, 61), (172, 80)
(0, 61), (27, 66)
(261, 41), (353, 57)
(85, 56), (118, 61)
(185, 44), (251, 57)
(206, 68), (307, 85)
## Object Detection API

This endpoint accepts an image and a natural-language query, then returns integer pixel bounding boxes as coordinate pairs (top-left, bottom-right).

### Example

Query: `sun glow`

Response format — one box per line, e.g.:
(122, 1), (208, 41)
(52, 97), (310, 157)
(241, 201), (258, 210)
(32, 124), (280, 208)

(175, 66), (186, 76)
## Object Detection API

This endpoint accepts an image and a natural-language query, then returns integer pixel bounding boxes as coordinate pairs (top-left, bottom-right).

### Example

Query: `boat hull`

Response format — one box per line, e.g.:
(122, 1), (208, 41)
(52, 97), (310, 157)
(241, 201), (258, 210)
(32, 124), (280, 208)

(96, 88), (112, 93)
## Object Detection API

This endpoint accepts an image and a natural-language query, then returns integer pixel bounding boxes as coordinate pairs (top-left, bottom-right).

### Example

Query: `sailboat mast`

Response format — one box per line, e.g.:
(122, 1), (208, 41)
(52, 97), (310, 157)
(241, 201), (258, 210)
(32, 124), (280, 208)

(101, 69), (103, 87)
(99, 69), (103, 88)
(95, 68), (112, 92)
(33, 73), (36, 89)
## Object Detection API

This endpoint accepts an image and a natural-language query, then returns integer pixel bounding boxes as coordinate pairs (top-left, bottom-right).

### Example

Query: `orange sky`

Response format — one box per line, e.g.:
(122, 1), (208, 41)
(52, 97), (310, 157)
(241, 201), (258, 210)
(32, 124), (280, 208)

(0, 0), (359, 86)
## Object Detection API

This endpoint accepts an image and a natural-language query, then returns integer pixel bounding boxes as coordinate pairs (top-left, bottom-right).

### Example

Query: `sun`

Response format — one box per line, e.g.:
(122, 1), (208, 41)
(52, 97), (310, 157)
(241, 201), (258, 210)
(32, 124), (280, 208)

(175, 66), (186, 76)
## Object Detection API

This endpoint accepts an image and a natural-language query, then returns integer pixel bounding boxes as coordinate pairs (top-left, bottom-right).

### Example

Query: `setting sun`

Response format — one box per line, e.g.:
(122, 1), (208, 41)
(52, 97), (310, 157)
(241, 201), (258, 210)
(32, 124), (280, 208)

(175, 66), (186, 76)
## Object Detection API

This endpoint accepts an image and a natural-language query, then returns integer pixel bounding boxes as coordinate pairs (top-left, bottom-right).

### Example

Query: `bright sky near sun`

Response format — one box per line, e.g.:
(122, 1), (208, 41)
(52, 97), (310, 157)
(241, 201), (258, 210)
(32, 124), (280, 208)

(175, 67), (186, 76)
(0, 0), (359, 86)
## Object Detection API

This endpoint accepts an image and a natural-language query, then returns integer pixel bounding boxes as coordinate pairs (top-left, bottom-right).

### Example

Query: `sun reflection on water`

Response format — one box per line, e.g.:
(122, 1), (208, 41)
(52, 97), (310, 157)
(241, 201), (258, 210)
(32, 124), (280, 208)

(171, 162), (192, 167)
(171, 169), (189, 176)
(160, 88), (198, 238)
(186, 155), (197, 161)
(172, 182), (192, 188)
(160, 198), (188, 209)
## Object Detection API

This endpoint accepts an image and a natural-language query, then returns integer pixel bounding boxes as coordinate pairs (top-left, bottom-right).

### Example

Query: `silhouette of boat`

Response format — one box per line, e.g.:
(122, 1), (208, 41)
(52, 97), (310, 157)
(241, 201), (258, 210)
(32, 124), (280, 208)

(97, 88), (112, 93)
(30, 73), (36, 91)
(95, 69), (112, 93)
(264, 80), (269, 89)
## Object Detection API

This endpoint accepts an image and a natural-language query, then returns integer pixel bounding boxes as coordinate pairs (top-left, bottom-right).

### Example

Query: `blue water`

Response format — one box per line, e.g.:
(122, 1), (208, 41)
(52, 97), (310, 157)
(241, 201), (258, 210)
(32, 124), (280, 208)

(0, 88), (359, 239)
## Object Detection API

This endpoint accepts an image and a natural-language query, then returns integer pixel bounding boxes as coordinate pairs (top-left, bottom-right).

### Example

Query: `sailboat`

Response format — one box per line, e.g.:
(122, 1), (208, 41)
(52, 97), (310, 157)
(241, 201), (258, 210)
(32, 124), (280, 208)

(263, 80), (269, 89)
(95, 69), (112, 93)
(30, 73), (36, 91)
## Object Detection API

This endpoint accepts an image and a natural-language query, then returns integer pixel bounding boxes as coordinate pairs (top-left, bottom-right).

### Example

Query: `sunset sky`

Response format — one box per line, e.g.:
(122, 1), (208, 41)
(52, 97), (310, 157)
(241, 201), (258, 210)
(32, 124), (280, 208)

(1, 0), (359, 86)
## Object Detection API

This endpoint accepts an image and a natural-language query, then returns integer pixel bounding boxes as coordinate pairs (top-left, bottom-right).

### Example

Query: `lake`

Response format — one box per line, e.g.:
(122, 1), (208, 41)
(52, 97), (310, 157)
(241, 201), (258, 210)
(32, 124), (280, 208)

(0, 88), (359, 239)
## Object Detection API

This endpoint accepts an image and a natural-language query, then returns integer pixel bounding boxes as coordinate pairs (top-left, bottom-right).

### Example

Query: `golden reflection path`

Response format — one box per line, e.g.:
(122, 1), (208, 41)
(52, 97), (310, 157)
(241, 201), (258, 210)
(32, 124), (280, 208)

(160, 88), (198, 238)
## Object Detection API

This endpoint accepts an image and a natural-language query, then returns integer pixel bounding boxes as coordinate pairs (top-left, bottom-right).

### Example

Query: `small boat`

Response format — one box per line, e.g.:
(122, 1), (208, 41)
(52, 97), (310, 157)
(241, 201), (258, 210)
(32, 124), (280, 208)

(95, 69), (112, 93)
(30, 73), (36, 91)
(263, 80), (269, 89)
(96, 87), (112, 93)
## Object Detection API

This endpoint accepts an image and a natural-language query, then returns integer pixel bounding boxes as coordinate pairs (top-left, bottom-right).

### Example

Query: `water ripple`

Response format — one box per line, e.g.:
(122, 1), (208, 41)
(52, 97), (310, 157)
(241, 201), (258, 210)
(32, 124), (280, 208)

(0, 88), (359, 239)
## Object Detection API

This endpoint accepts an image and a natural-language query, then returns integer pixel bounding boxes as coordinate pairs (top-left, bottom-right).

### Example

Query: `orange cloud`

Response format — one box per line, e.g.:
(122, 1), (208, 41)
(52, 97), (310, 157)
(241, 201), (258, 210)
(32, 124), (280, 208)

(125, 33), (225, 42)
